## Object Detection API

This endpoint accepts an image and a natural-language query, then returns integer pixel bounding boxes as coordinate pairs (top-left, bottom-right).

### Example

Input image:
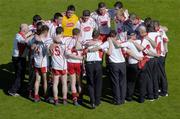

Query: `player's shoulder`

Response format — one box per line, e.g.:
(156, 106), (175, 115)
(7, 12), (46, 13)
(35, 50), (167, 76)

(135, 39), (141, 44)
(72, 14), (78, 20)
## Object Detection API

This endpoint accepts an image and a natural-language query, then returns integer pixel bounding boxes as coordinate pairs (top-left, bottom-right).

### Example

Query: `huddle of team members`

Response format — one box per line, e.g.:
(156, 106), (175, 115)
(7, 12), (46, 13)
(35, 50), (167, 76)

(9, 1), (169, 109)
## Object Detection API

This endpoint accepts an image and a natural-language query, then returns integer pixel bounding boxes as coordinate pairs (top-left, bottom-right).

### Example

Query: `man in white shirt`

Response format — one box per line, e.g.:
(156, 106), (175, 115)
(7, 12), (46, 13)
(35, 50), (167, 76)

(65, 28), (83, 106)
(84, 30), (103, 109)
(89, 30), (127, 105)
(8, 24), (33, 96)
(31, 25), (50, 102)
(138, 26), (160, 100)
(48, 13), (63, 38)
(91, 2), (111, 42)
(154, 20), (168, 96)
(76, 10), (97, 42)
(49, 28), (68, 105)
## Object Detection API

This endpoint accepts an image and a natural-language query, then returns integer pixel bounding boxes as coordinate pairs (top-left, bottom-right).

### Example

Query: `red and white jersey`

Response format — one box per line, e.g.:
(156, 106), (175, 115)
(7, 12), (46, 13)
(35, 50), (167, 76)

(48, 22), (62, 38)
(51, 44), (67, 70)
(148, 32), (163, 55)
(86, 40), (103, 62)
(121, 40), (143, 64)
(29, 24), (36, 33)
(91, 12), (111, 35)
(157, 28), (169, 53)
(76, 18), (97, 41)
(100, 40), (125, 63)
(33, 39), (49, 68)
(63, 37), (83, 63)
(12, 32), (28, 58)
(115, 21), (127, 42)
(141, 37), (155, 58)
(149, 32), (165, 57)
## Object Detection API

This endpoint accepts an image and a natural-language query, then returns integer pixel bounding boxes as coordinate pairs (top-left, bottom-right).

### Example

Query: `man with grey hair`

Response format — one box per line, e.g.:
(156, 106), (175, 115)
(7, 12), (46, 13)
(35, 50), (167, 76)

(8, 24), (33, 96)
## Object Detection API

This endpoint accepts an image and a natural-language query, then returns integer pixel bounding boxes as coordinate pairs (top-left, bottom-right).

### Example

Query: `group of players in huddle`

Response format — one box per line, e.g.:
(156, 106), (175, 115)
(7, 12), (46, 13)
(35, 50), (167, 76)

(8, 1), (169, 109)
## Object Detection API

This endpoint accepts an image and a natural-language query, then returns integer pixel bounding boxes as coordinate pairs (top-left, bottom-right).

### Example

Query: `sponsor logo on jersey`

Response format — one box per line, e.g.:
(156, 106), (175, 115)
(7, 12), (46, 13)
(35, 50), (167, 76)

(83, 26), (91, 32)
(66, 22), (74, 27)
(100, 21), (108, 26)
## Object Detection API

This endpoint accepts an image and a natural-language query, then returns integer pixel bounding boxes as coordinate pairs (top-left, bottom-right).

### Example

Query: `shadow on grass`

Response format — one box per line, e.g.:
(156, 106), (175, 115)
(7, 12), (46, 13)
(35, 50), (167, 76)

(0, 62), (114, 109)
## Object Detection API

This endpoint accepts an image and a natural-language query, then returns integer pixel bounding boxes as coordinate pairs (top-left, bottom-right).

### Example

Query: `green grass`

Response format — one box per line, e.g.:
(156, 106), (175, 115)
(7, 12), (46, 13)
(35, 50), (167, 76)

(0, 0), (180, 119)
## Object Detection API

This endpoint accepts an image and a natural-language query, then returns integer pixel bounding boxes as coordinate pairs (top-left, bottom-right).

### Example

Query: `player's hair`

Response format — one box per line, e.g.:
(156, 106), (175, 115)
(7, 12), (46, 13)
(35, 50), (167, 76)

(72, 28), (80, 36)
(82, 10), (90, 16)
(147, 20), (156, 32)
(53, 12), (63, 21)
(153, 20), (160, 27)
(37, 25), (49, 35)
(109, 30), (117, 37)
(139, 26), (147, 33)
(98, 2), (106, 8)
(33, 15), (42, 23)
(144, 17), (152, 28)
(56, 26), (64, 35)
(129, 13), (138, 21)
(116, 9), (125, 17)
(67, 5), (75, 11)
(92, 30), (100, 38)
(36, 22), (43, 34)
(114, 1), (123, 9)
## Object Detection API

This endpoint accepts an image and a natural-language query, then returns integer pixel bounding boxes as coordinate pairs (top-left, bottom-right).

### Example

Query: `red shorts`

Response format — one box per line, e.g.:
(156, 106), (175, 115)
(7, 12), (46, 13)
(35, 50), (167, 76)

(34, 67), (47, 74)
(67, 62), (82, 75)
(52, 69), (67, 75)
(99, 34), (108, 42)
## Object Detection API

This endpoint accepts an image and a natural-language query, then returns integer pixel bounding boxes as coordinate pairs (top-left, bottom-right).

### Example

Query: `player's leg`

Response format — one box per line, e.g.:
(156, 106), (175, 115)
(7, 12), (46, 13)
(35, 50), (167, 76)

(34, 70), (41, 102)
(42, 72), (47, 98)
(61, 73), (68, 105)
(53, 74), (60, 105)
(70, 73), (79, 105)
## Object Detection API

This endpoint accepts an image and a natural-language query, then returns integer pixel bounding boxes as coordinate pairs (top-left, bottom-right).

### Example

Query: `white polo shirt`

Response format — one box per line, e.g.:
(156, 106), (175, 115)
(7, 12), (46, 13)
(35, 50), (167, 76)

(121, 40), (143, 64)
(100, 40), (125, 63)
(141, 38), (155, 58)
(12, 33), (27, 57)
(86, 40), (103, 62)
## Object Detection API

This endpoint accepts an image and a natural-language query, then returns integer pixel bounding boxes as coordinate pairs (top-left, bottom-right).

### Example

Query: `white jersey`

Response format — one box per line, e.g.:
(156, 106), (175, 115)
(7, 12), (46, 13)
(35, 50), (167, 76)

(148, 32), (161, 55)
(48, 22), (62, 38)
(29, 24), (36, 33)
(150, 32), (165, 57)
(33, 39), (50, 68)
(63, 37), (83, 63)
(115, 21), (127, 42)
(141, 38), (155, 58)
(121, 40), (143, 64)
(91, 12), (111, 35)
(86, 40), (103, 62)
(100, 40), (125, 63)
(12, 33), (28, 58)
(157, 28), (169, 53)
(76, 18), (97, 41)
(51, 44), (67, 70)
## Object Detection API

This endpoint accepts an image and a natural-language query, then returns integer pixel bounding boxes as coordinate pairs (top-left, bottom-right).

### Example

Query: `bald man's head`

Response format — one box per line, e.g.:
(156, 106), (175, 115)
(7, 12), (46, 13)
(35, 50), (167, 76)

(19, 23), (29, 34)
(139, 26), (147, 37)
